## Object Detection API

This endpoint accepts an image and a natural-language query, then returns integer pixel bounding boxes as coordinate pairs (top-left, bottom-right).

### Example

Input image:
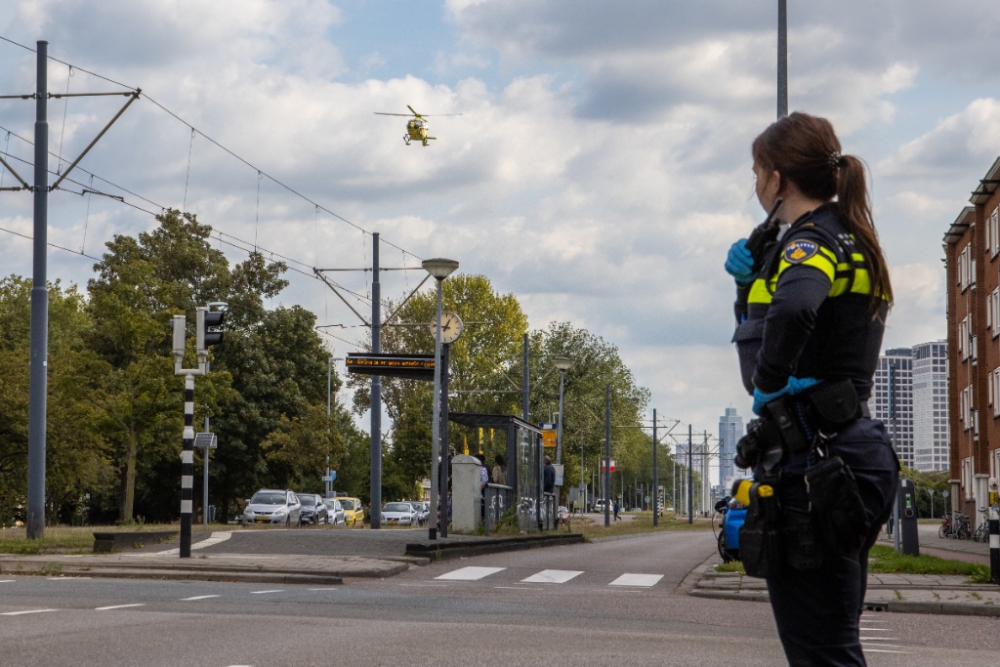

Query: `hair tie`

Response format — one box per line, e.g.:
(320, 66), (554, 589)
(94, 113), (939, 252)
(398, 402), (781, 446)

(828, 152), (842, 169)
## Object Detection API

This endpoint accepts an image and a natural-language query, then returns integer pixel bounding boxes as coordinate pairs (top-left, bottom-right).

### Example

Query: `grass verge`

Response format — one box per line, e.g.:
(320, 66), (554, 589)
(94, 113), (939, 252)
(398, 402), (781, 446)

(570, 513), (713, 540)
(712, 545), (990, 582)
(868, 545), (990, 582)
(0, 523), (227, 555)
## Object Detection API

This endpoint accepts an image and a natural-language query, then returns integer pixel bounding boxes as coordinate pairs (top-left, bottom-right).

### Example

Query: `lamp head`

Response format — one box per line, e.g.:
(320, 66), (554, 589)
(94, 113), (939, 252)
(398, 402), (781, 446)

(553, 355), (574, 371)
(422, 258), (459, 279)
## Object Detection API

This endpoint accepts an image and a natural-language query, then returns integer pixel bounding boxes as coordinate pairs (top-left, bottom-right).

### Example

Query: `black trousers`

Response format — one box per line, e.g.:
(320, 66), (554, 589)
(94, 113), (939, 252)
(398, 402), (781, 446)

(763, 418), (899, 667)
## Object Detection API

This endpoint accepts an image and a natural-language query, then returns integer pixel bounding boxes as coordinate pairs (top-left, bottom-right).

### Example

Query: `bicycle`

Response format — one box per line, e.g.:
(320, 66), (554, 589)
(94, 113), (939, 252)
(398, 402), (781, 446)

(939, 514), (953, 539)
(953, 512), (972, 540)
(973, 509), (990, 543)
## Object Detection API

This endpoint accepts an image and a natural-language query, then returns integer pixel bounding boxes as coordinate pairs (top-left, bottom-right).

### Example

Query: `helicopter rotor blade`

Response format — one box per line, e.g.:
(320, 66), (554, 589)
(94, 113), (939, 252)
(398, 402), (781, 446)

(374, 112), (412, 116)
(420, 114), (463, 117)
(407, 105), (418, 116)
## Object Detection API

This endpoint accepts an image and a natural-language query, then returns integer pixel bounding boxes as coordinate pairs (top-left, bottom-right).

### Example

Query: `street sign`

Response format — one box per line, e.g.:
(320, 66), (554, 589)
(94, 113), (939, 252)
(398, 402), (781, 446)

(539, 423), (557, 448)
(345, 353), (434, 380)
(193, 433), (217, 449)
(601, 459), (616, 473)
(553, 464), (564, 486)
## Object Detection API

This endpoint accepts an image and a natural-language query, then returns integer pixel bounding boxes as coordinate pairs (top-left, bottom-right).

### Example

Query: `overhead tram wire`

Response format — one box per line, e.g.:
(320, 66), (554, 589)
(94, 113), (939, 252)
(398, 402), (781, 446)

(0, 126), (375, 308)
(0, 33), (423, 262)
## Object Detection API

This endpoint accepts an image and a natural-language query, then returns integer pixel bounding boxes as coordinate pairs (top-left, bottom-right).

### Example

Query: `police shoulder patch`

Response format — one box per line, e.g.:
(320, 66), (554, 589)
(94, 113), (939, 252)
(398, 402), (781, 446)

(783, 240), (819, 264)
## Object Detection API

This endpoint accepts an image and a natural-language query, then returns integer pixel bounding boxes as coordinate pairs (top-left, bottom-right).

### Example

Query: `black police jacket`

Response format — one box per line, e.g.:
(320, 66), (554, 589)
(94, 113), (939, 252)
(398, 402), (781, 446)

(732, 203), (888, 401)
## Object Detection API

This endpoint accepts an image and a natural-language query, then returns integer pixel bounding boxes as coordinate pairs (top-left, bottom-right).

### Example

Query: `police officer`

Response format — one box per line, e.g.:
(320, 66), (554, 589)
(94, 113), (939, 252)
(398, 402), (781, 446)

(725, 112), (899, 667)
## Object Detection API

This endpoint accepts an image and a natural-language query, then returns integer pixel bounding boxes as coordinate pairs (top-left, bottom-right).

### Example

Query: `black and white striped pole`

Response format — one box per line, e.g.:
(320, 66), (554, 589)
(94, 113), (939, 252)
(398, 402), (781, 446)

(173, 307), (223, 558)
(181, 375), (195, 557)
(990, 481), (1000, 585)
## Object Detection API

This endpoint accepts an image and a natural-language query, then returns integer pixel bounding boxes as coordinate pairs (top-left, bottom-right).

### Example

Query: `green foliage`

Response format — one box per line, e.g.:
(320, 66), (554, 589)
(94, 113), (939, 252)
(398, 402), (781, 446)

(899, 467), (951, 518)
(869, 544), (989, 579)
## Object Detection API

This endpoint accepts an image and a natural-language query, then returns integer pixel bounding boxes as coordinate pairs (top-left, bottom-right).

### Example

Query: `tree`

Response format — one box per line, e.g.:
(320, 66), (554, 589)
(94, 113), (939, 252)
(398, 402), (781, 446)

(350, 274), (529, 491)
(0, 277), (112, 526)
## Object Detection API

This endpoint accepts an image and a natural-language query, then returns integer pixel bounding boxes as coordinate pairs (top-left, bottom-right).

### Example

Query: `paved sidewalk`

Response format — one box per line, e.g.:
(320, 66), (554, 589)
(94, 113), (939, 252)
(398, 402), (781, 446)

(691, 567), (1000, 616)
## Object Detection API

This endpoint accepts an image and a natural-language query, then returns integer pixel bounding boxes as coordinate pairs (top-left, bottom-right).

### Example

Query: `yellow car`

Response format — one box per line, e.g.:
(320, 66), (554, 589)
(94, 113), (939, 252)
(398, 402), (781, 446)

(338, 497), (365, 527)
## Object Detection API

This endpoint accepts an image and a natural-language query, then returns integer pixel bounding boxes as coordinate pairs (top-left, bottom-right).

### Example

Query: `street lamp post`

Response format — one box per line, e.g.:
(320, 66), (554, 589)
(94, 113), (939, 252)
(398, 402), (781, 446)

(554, 356), (573, 470)
(423, 258), (459, 541)
(327, 355), (343, 499)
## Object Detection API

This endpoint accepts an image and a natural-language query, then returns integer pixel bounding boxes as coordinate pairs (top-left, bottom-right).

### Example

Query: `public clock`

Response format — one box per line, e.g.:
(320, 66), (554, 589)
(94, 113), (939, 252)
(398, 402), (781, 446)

(432, 311), (464, 344)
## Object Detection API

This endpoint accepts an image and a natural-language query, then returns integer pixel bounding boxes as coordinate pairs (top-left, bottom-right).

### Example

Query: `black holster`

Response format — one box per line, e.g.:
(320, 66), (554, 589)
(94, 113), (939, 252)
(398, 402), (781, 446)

(739, 380), (868, 575)
(739, 480), (782, 579)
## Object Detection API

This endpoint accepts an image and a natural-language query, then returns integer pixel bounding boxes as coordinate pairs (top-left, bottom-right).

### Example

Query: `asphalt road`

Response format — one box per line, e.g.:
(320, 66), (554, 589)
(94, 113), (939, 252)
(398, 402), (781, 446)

(3, 530), (1000, 667)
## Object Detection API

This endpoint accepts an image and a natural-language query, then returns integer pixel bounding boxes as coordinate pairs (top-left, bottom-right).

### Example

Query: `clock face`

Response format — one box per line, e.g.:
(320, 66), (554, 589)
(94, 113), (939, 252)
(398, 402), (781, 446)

(432, 311), (464, 344)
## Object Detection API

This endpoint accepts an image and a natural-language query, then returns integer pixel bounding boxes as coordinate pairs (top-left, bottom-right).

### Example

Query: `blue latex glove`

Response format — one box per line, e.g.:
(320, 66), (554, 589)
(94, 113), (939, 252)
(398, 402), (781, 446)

(725, 239), (755, 285)
(752, 377), (820, 415)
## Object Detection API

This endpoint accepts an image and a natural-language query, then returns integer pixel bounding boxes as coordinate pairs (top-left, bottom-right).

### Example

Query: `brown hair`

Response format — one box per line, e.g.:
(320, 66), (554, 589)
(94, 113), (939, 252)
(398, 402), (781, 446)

(752, 112), (892, 304)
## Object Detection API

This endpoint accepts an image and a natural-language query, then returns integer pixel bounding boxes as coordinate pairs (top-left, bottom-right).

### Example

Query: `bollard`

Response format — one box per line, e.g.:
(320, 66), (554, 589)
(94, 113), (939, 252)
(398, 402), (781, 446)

(991, 505), (1000, 586)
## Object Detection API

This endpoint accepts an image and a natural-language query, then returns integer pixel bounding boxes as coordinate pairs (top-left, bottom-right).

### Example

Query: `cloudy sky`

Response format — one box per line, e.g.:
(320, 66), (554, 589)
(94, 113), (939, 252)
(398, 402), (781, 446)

(2, 0), (999, 437)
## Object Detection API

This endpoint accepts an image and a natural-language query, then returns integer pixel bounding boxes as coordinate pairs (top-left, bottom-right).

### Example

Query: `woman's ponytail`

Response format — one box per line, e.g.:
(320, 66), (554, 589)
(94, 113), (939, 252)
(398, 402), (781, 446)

(753, 113), (892, 306)
(837, 155), (892, 304)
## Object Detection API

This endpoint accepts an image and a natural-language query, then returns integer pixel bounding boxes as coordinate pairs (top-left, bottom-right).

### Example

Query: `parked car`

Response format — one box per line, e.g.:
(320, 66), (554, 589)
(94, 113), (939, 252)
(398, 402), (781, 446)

(593, 500), (607, 514)
(242, 489), (302, 527)
(296, 493), (329, 525)
(323, 499), (346, 526)
(338, 497), (364, 527)
(404, 501), (429, 526)
(381, 502), (419, 527)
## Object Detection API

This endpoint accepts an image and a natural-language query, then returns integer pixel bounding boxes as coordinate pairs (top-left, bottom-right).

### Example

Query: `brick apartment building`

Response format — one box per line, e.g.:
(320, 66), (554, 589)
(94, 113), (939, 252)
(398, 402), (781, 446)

(944, 157), (1000, 529)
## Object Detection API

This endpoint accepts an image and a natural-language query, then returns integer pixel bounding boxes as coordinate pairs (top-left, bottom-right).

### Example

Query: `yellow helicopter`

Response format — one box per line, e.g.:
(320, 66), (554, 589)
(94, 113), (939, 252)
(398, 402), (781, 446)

(374, 105), (462, 147)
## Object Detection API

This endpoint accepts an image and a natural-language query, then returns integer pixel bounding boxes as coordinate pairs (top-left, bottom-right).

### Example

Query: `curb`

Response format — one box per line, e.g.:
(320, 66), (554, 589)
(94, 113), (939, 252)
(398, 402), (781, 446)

(43, 569), (343, 586)
(404, 533), (585, 561)
(690, 582), (1000, 618)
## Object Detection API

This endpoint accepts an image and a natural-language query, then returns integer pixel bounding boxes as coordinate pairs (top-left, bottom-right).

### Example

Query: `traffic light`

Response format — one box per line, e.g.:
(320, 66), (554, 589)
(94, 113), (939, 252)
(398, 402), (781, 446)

(196, 304), (226, 355)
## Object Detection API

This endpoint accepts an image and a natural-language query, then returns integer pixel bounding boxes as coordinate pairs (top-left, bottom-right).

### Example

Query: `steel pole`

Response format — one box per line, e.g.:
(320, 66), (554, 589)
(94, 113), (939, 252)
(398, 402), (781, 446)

(556, 369), (565, 465)
(429, 277), (444, 540)
(522, 334), (529, 422)
(203, 417), (209, 525)
(439, 343), (450, 538)
(688, 425), (693, 524)
(26, 40), (49, 540)
(370, 233), (382, 529)
(777, 0), (788, 118)
(327, 356), (332, 499)
(653, 409), (658, 527)
(581, 430), (585, 513)
(604, 384), (611, 527)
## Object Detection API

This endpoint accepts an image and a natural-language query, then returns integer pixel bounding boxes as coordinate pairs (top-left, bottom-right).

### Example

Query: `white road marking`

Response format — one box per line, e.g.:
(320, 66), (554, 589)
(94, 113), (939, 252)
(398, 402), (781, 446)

(143, 531), (232, 557)
(95, 603), (146, 611)
(181, 595), (220, 601)
(864, 649), (908, 654)
(249, 590), (284, 595)
(308, 588), (340, 591)
(495, 586), (544, 590)
(521, 569), (583, 584)
(608, 573), (663, 587)
(858, 628), (893, 631)
(47, 577), (90, 580)
(861, 638), (899, 642)
(0, 580), (15, 584)
(1, 609), (58, 616)
(435, 566), (505, 581)
(400, 583), (449, 587)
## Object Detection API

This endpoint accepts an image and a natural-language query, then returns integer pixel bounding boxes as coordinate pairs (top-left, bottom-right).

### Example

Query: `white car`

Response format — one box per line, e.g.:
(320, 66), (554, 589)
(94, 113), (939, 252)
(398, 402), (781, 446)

(323, 499), (346, 526)
(381, 502), (419, 527)
(404, 501), (429, 526)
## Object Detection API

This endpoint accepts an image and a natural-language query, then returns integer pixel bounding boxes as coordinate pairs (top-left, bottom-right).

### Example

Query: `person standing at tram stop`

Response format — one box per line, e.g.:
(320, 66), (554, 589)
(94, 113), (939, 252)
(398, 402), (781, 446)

(724, 112), (899, 667)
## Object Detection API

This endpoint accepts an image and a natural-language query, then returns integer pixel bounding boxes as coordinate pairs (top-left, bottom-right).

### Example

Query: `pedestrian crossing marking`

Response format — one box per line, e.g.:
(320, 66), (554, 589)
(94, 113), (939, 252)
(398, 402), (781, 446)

(521, 570), (583, 584)
(609, 573), (663, 587)
(435, 566), (505, 581)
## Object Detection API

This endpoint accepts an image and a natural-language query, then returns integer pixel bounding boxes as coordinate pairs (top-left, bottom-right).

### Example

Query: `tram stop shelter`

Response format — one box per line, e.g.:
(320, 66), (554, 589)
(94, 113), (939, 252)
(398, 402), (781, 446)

(448, 413), (545, 533)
